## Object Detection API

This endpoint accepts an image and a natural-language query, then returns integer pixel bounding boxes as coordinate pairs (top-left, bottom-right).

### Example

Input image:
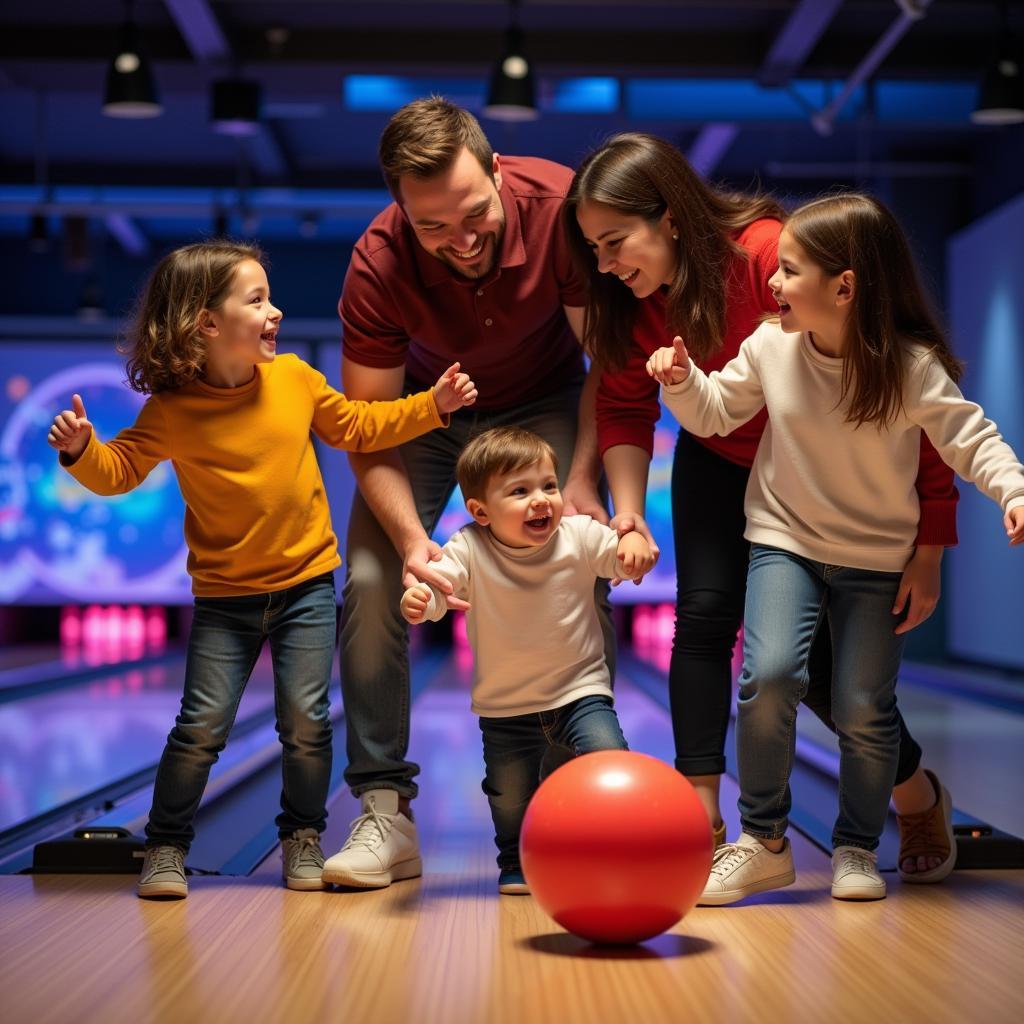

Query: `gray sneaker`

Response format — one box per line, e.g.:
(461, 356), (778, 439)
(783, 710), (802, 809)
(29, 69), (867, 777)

(281, 828), (326, 891)
(137, 845), (188, 899)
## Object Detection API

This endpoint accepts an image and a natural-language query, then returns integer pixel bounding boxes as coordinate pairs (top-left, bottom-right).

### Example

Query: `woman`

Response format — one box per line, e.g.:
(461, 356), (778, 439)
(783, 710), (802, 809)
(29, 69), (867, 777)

(563, 133), (957, 882)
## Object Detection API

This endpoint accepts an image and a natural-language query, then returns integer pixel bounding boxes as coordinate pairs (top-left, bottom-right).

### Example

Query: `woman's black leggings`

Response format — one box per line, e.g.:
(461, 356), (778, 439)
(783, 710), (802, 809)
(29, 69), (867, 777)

(668, 429), (922, 785)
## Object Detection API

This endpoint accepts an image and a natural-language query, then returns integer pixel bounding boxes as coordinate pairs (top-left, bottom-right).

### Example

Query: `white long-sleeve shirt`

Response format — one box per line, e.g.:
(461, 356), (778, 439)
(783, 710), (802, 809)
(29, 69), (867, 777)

(418, 516), (629, 717)
(662, 321), (1024, 572)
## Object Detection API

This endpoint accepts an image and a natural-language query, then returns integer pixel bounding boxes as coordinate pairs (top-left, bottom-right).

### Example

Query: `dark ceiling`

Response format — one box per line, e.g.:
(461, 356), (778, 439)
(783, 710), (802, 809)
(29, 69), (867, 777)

(1, 1), (1021, 248)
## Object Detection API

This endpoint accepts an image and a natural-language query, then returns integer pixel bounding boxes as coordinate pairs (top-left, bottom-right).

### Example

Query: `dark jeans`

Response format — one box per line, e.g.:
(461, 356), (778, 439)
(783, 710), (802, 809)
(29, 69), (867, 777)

(669, 429), (922, 784)
(145, 572), (336, 852)
(479, 695), (628, 871)
(339, 378), (615, 800)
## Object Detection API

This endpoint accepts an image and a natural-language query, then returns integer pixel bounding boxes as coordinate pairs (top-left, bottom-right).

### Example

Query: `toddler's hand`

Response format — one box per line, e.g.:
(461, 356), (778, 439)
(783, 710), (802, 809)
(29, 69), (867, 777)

(401, 584), (433, 624)
(47, 393), (93, 461)
(433, 362), (479, 414)
(1006, 506), (1024, 546)
(617, 531), (655, 583)
(646, 336), (691, 386)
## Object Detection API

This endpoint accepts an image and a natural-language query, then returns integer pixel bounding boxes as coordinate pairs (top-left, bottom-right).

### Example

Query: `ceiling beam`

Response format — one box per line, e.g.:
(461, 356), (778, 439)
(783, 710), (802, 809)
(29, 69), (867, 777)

(759, 0), (846, 87)
(686, 123), (740, 178)
(160, 0), (293, 182)
(104, 213), (150, 256)
(161, 0), (231, 63)
(0, 26), (998, 76)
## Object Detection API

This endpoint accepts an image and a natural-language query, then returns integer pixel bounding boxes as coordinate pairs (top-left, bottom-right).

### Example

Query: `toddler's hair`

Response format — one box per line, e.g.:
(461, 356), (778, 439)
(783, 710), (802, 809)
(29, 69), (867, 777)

(122, 240), (265, 394)
(456, 427), (558, 501)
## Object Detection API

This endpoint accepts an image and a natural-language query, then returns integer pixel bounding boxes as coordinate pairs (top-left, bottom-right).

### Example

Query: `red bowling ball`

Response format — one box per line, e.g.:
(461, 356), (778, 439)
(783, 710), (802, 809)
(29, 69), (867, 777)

(520, 750), (712, 945)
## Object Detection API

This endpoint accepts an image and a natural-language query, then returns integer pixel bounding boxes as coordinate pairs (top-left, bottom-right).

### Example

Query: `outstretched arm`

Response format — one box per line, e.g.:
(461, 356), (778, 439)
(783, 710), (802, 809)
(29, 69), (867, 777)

(51, 393), (167, 495)
(342, 358), (470, 609)
(654, 333), (767, 438)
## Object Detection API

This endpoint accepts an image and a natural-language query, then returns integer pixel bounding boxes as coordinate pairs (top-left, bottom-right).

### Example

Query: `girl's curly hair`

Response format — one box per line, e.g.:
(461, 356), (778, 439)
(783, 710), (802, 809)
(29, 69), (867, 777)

(122, 240), (265, 394)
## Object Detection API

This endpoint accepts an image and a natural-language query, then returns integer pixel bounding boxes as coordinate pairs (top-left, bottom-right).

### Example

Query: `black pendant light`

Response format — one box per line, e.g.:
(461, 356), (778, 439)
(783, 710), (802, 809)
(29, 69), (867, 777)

(484, 1), (539, 122)
(972, 0), (1024, 125)
(102, 1), (162, 119)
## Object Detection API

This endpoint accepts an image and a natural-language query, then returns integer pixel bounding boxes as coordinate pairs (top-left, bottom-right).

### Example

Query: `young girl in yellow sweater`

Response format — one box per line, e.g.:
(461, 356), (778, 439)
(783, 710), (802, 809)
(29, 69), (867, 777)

(46, 241), (477, 899)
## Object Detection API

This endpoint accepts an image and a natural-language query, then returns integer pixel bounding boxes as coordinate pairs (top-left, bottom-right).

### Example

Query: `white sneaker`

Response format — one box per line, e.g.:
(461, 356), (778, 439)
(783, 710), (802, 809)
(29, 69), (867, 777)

(321, 789), (422, 888)
(698, 833), (796, 906)
(831, 846), (886, 901)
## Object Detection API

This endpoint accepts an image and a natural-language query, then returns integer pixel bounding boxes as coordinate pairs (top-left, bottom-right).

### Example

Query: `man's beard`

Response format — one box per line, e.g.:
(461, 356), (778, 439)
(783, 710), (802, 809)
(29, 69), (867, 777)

(436, 228), (503, 280)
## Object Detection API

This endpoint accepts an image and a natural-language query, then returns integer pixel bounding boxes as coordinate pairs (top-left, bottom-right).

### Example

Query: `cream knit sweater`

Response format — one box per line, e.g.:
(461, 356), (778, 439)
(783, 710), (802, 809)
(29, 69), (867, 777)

(662, 321), (1024, 572)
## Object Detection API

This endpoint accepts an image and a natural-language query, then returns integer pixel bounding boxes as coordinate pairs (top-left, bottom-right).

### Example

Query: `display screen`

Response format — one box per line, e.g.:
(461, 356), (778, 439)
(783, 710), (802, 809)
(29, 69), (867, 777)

(2, 341), (680, 605)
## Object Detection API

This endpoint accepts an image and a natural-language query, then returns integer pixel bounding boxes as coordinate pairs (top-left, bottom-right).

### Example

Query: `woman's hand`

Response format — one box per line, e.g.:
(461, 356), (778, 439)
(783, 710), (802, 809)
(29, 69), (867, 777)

(609, 511), (660, 585)
(892, 545), (943, 635)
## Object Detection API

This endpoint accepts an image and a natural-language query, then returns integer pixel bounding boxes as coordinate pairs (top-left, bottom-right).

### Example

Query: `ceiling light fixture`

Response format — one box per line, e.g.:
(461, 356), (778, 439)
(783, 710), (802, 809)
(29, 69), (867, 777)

(102, 1), (162, 119)
(484, 0), (539, 122)
(972, 1), (1024, 125)
(211, 78), (263, 136)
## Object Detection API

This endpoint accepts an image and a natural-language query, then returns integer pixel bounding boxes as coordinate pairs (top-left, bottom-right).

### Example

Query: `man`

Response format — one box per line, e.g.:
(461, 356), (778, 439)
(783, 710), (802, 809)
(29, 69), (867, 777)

(321, 97), (645, 887)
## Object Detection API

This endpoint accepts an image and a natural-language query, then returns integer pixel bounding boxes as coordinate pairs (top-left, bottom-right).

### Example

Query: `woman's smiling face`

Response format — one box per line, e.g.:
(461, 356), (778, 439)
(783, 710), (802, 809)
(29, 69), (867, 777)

(575, 200), (678, 299)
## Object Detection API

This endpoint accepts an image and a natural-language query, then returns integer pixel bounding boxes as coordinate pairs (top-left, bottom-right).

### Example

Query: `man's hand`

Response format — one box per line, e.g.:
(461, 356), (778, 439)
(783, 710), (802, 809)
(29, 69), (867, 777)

(402, 535), (471, 611)
(47, 393), (93, 461)
(432, 362), (478, 414)
(562, 475), (609, 525)
(646, 336), (691, 387)
(893, 545), (942, 635)
(609, 511), (660, 584)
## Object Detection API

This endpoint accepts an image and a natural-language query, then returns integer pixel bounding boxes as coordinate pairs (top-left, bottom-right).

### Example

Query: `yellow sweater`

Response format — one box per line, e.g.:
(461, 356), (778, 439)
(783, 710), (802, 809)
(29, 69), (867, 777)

(63, 354), (446, 596)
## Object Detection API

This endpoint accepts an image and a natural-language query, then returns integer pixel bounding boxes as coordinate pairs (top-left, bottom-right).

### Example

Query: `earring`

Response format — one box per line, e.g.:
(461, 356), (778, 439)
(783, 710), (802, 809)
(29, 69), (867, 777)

(672, 232), (679, 240)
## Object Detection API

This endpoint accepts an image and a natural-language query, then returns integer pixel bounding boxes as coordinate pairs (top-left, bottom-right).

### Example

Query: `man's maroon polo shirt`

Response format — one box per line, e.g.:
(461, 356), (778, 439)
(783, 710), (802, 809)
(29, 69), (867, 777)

(340, 156), (587, 410)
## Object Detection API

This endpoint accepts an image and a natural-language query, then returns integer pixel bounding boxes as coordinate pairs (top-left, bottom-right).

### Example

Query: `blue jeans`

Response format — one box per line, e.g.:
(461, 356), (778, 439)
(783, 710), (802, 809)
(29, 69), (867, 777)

(479, 695), (628, 872)
(339, 379), (615, 800)
(145, 572), (337, 852)
(738, 545), (906, 852)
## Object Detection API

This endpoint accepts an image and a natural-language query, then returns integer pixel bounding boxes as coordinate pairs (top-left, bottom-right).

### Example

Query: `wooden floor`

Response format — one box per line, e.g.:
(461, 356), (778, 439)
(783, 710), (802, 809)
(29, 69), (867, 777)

(2, 672), (1022, 1024)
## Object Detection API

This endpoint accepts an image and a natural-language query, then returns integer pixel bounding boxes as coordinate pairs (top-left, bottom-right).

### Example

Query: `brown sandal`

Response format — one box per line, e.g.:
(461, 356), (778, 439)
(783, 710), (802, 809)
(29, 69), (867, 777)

(712, 821), (727, 850)
(896, 769), (956, 883)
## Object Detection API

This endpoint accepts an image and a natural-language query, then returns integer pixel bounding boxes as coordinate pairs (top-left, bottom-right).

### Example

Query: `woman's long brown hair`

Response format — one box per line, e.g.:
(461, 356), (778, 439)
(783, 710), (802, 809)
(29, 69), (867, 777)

(122, 240), (264, 394)
(563, 132), (784, 367)
(785, 193), (962, 429)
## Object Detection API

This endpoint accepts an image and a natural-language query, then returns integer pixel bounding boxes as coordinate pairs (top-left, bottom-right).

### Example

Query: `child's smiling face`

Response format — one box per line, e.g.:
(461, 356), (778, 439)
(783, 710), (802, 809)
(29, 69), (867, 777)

(202, 259), (283, 379)
(467, 455), (564, 548)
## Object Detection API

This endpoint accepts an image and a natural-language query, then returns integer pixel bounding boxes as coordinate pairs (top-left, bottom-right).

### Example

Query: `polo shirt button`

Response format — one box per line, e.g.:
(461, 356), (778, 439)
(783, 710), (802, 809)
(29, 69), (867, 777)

(484, 318), (493, 326)
(476, 289), (484, 296)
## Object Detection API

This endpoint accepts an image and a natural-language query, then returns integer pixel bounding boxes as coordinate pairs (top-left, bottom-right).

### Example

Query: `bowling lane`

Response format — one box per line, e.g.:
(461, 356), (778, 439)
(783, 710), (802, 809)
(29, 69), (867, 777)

(0, 645), (63, 675)
(308, 649), (790, 894)
(0, 651), (278, 835)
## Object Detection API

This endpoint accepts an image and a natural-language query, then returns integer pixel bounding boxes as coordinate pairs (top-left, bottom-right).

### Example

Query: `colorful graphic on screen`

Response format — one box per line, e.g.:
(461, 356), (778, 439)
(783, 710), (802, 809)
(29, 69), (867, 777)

(1, 345), (191, 603)
(0, 341), (310, 604)
(2, 341), (680, 605)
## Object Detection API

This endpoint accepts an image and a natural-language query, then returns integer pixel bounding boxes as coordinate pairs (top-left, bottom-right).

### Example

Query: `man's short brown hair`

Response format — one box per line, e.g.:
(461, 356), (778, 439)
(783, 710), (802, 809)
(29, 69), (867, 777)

(456, 427), (558, 502)
(378, 96), (494, 199)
